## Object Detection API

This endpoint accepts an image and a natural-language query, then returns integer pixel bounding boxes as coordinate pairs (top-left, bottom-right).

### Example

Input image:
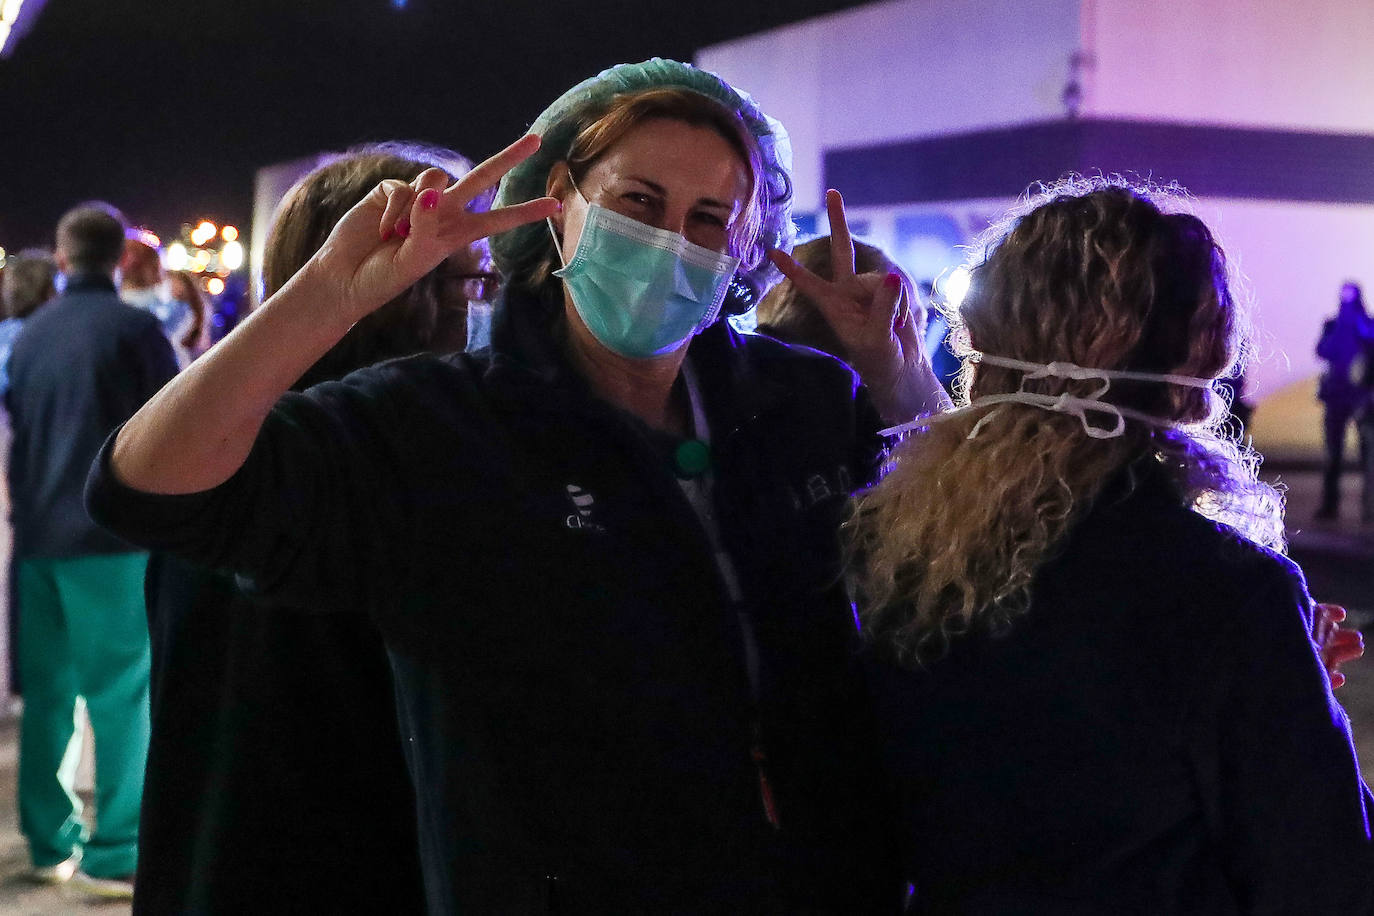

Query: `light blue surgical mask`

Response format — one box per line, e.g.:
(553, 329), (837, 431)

(464, 300), (493, 352)
(549, 194), (740, 360)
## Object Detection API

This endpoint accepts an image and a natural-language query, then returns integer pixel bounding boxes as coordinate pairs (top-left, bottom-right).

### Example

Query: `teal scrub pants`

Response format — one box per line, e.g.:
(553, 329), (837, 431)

(16, 553), (151, 879)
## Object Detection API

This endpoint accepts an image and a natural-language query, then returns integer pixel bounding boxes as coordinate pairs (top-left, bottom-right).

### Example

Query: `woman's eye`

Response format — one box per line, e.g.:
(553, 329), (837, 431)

(694, 212), (727, 227)
(623, 192), (654, 206)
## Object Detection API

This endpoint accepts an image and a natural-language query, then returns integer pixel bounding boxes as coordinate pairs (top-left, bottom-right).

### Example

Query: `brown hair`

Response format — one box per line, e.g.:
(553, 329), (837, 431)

(56, 202), (126, 275)
(756, 237), (898, 362)
(849, 177), (1283, 667)
(512, 87), (767, 296)
(1, 250), (57, 320)
(165, 270), (207, 351)
(119, 238), (162, 289)
(264, 143), (477, 389)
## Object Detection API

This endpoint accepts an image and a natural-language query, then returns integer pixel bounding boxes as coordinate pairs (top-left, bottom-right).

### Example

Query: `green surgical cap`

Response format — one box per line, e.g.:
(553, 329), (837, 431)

(491, 57), (794, 288)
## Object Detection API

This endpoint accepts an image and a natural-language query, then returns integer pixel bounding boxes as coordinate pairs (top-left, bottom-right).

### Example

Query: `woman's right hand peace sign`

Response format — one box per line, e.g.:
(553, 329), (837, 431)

(767, 190), (918, 393)
(768, 189), (950, 424)
(309, 134), (560, 323)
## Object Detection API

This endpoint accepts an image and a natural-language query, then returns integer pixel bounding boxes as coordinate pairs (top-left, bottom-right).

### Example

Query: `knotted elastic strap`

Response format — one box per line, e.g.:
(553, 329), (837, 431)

(879, 354), (1214, 439)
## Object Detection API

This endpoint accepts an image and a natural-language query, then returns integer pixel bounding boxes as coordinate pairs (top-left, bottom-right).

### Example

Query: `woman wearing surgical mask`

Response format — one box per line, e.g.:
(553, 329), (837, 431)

(89, 60), (943, 913)
(852, 179), (1374, 912)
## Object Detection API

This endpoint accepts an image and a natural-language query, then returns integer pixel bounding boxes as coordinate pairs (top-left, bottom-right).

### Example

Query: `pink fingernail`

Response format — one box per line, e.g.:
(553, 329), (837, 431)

(395, 217), (411, 239)
(895, 310), (907, 330)
(884, 271), (902, 289)
(418, 189), (440, 211)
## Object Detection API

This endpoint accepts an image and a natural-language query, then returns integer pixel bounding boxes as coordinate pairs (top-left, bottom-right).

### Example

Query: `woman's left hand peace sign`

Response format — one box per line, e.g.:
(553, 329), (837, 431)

(767, 189), (950, 424)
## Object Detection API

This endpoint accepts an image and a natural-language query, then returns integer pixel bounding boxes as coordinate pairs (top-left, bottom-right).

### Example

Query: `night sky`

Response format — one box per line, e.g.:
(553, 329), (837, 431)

(0, 0), (872, 250)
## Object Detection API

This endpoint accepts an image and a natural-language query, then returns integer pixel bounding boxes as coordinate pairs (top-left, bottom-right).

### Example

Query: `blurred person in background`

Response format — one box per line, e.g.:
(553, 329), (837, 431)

(0, 249), (57, 399)
(130, 142), (485, 916)
(163, 270), (211, 364)
(0, 249), (58, 698)
(119, 233), (196, 368)
(8, 203), (177, 899)
(853, 179), (1374, 913)
(1314, 281), (1374, 520)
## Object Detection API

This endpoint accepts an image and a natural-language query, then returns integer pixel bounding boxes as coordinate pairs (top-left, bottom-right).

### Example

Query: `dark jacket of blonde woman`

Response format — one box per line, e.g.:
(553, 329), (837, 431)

(865, 461), (1374, 914)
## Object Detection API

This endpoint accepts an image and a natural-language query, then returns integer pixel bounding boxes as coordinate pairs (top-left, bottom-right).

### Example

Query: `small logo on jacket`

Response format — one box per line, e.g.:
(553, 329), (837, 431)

(565, 484), (606, 533)
(786, 465), (854, 512)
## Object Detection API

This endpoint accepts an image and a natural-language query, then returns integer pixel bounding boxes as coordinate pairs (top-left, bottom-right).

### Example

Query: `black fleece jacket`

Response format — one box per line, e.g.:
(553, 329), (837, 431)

(864, 464), (1374, 915)
(88, 295), (904, 915)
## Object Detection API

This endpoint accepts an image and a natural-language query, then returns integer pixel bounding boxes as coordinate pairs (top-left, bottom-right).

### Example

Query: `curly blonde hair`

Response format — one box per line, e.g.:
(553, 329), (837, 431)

(850, 177), (1285, 667)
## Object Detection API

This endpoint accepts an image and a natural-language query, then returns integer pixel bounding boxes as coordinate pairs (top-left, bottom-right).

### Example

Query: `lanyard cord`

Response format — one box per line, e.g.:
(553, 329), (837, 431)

(678, 363), (778, 828)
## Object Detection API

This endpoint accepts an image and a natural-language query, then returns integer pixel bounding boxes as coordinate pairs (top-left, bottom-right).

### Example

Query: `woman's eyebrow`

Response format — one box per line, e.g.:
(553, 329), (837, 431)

(626, 175), (734, 212)
(625, 176), (667, 196)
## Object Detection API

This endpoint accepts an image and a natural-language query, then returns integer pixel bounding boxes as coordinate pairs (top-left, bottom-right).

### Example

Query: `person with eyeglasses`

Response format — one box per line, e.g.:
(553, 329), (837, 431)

(128, 143), (488, 915)
(432, 265), (502, 351)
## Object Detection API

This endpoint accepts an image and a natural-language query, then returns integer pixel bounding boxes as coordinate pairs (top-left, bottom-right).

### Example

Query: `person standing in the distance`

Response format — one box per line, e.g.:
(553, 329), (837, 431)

(119, 233), (201, 369)
(0, 250), (56, 399)
(163, 270), (212, 364)
(1, 250), (59, 700)
(1315, 281), (1374, 519)
(8, 203), (178, 898)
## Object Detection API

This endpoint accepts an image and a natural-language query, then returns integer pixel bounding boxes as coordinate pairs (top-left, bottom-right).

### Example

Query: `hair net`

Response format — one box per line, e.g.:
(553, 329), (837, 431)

(491, 58), (794, 290)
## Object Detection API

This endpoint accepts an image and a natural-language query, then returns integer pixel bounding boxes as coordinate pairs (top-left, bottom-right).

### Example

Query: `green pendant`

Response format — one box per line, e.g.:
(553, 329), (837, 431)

(673, 439), (712, 478)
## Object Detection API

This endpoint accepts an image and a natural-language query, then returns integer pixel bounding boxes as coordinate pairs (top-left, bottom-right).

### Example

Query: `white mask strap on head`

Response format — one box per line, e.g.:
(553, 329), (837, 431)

(546, 216), (567, 267)
(976, 354), (1214, 392)
(878, 354), (1214, 439)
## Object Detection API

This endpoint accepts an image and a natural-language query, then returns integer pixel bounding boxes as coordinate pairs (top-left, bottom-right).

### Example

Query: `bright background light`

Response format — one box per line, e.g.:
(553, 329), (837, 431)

(191, 221), (217, 247)
(219, 240), (244, 271)
(164, 242), (188, 271)
(941, 266), (972, 309)
(206, 277), (225, 296)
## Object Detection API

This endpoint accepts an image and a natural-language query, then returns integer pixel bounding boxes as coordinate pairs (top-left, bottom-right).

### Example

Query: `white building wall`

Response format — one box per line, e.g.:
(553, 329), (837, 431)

(697, 0), (1080, 212)
(1085, 0), (1374, 132)
(701, 0), (1374, 212)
